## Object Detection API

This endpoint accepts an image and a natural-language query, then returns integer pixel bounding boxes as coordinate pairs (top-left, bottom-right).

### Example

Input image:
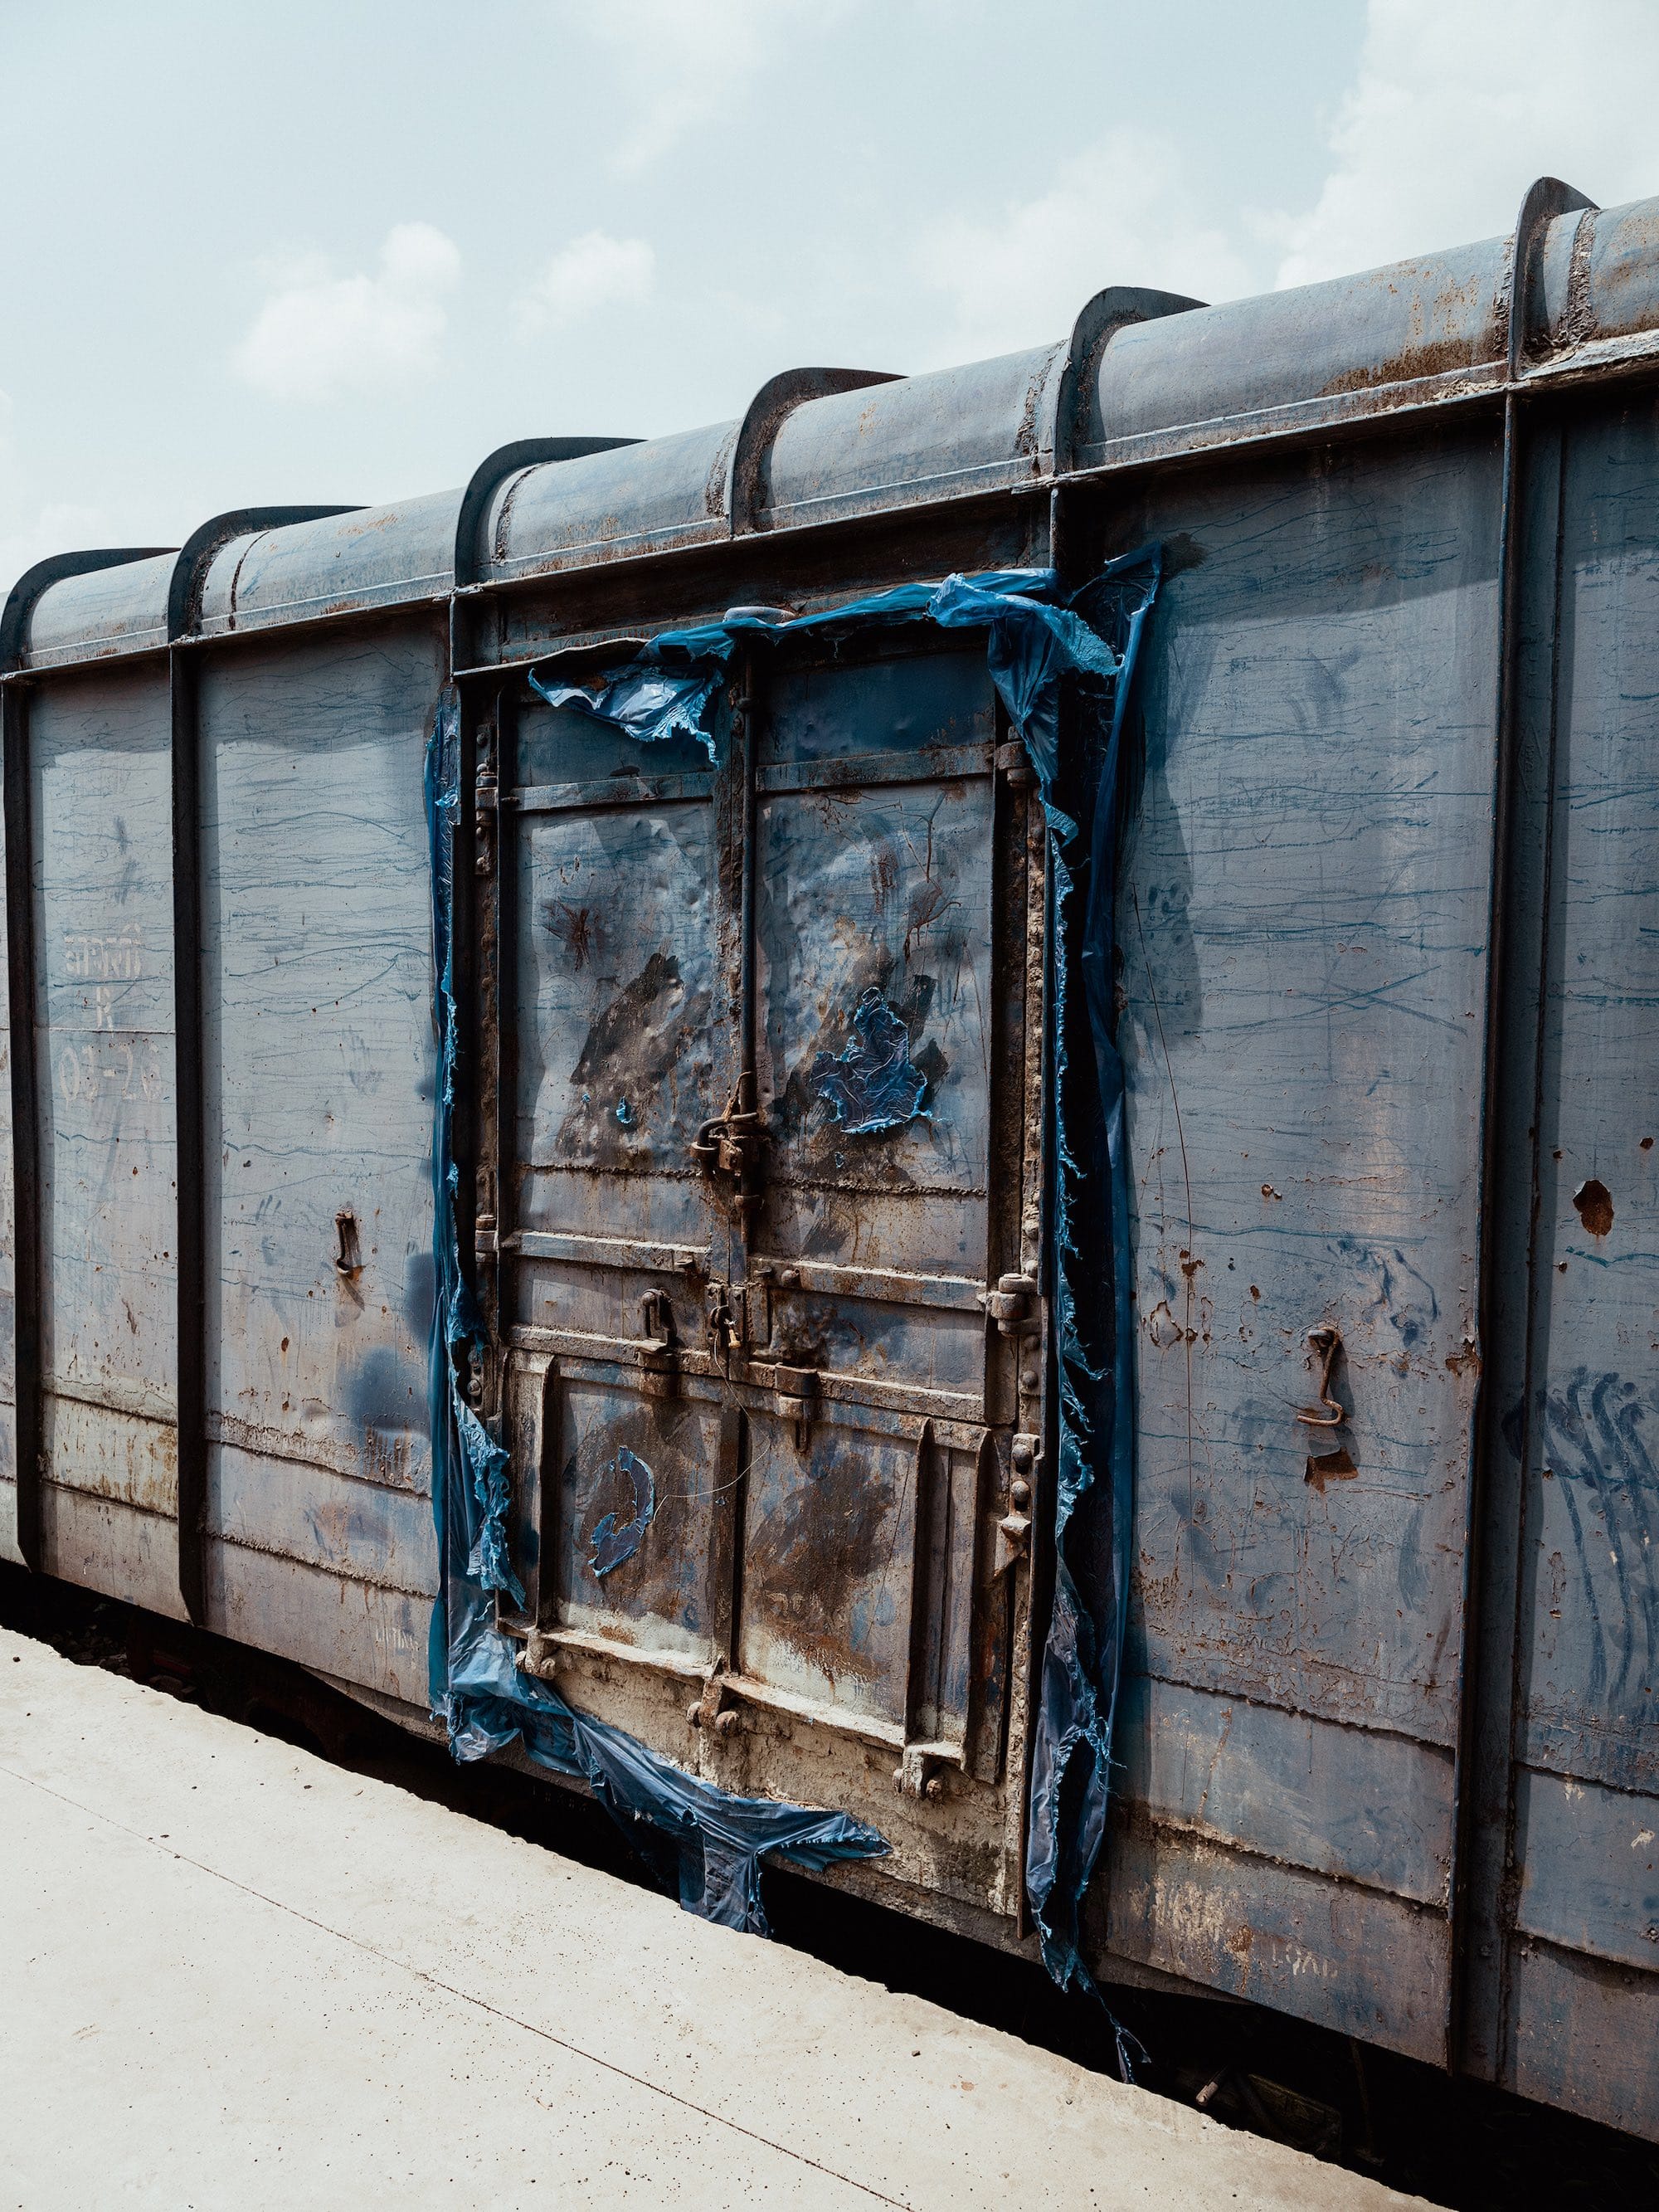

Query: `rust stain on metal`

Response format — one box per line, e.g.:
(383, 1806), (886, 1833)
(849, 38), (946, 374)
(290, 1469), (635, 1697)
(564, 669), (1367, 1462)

(1574, 1177), (1614, 1237)
(1304, 1446), (1358, 1493)
(547, 901), (592, 971)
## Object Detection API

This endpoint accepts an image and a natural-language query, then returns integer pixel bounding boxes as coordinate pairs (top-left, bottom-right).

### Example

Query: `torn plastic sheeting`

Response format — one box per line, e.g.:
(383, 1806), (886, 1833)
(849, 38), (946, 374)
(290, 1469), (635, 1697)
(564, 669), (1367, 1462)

(528, 645), (728, 761)
(810, 987), (931, 1135)
(1022, 551), (1161, 2027)
(525, 568), (1102, 803)
(426, 694), (887, 1936)
(588, 1446), (656, 1577)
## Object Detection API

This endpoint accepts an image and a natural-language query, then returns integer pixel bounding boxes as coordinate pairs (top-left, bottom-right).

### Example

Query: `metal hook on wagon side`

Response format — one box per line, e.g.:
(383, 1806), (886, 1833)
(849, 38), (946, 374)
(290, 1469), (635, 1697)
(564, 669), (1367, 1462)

(333, 1209), (362, 1280)
(1296, 1323), (1344, 1429)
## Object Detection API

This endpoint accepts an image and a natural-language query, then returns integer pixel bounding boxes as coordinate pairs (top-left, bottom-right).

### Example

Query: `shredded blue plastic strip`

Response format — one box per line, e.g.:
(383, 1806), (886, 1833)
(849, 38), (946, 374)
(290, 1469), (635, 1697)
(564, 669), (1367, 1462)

(431, 553), (1161, 1990)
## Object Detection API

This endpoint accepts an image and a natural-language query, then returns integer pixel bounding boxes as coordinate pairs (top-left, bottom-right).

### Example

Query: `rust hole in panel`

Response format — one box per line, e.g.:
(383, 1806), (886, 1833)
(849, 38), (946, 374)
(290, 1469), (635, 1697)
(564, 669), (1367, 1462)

(1574, 1178), (1613, 1237)
(1304, 1445), (1357, 1492)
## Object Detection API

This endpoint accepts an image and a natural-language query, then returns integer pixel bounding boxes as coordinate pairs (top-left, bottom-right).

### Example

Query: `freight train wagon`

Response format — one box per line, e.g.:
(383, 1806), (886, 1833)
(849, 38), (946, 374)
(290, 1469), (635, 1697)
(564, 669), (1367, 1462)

(2, 174), (1657, 2141)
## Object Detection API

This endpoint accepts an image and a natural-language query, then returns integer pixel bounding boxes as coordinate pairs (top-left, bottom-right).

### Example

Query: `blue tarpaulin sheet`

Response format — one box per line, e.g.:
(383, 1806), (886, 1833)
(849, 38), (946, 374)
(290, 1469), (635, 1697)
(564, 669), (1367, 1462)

(427, 555), (1160, 2002)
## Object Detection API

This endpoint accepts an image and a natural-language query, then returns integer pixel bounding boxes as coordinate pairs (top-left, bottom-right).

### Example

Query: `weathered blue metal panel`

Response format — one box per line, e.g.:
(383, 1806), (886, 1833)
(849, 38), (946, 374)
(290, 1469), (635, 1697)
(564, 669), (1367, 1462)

(1486, 388), (1659, 2129)
(29, 666), (182, 1620)
(1120, 427), (1499, 1733)
(1103, 425), (1501, 2059)
(1115, 1675), (1454, 1905)
(197, 628), (441, 1695)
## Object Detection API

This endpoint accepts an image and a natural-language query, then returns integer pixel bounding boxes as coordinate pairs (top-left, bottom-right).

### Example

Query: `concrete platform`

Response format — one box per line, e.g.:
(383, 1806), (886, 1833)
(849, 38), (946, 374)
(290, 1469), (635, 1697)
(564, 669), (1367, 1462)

(0, 1625), (1431, 2210)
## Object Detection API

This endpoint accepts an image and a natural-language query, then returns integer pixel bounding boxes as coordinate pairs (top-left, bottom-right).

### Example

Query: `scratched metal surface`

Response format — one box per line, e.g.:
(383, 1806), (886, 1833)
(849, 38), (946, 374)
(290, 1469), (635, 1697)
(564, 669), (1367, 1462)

(1496, 392), (1659, 2129)
(22, 553), (175, 670)
(28, 667), (182, 1618)
(196, 629), (441, 1702)
(755, 646), (995, 1360)
(514, 699), (721, 1264)
(1099, 426), (1502, 2057)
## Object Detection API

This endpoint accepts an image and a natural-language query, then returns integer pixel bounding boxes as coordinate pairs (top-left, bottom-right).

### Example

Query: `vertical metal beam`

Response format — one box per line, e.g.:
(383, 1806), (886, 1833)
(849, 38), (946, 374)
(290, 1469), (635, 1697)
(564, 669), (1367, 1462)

(1449, 177), (1595, 2080)
(2, 679), (41, 1571)
(170, 645), (207, 1624)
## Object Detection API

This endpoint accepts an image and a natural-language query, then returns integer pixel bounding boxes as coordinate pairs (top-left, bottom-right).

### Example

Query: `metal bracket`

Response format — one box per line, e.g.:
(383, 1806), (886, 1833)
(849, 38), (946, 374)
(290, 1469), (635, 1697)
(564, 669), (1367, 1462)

(892, 1741), (960, 1800)
(473, 757), (497, 876)
(992, 1511), (1032, 1577)
(687, 1667), (742, 1737)
(773, 1362), (820, 1448)
(333, 1210), (362, 1279)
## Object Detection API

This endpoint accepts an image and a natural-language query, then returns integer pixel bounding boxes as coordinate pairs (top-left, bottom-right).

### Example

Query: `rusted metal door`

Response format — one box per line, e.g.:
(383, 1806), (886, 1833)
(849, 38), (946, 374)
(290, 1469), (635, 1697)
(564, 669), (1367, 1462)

(472, 628), (1043, 1917)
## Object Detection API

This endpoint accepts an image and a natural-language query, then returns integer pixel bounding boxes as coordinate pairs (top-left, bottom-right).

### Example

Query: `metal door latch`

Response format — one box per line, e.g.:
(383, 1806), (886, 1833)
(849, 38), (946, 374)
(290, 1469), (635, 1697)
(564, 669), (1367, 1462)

(704, 1279), (746, 1357)
(980, 1273), (1039, 1336)
(474, 762), (497, 876)
(689, 1071), (767, 1215)
(333, 1210), (362, 1279)
(773, 1363), (820, 1448)
(637, 1288), (679, 1399)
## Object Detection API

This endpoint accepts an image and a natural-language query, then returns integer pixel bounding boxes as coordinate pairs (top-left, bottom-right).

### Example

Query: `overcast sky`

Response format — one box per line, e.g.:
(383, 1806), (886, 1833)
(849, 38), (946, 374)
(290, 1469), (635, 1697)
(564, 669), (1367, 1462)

(2, 0), (1657, 582)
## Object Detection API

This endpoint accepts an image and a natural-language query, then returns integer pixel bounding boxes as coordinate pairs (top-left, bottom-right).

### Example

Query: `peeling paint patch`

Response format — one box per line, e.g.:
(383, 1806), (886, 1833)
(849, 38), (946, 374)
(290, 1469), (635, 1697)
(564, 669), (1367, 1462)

(588, 1446), (656, 1577)
(810, 988), (930, 1135)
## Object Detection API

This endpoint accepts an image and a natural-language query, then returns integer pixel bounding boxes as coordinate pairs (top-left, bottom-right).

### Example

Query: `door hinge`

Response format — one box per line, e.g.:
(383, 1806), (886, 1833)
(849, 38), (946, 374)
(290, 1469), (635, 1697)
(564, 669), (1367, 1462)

(980, 1272), (1040, 1336)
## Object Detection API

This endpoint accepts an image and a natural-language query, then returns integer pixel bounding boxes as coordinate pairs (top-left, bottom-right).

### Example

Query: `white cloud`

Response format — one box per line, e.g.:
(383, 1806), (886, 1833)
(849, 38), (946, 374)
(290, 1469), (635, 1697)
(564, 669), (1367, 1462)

(234, 222), (461, 404)
(511, 231), (656, 339)
(1273, 0), (1659, 289)
(586, 0), (851, 173)
(917, 129), (1254, 364)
